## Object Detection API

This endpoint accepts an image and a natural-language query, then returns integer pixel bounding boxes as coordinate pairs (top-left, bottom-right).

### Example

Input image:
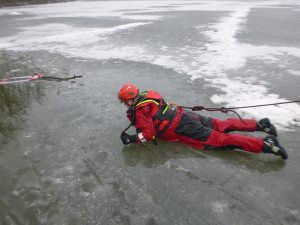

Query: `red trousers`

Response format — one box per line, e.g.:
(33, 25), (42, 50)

(161, 109), (263, 153)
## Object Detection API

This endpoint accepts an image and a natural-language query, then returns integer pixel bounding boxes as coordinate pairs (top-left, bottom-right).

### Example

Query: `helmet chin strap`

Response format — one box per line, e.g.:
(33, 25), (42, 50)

(125, 97), (138, 108)
(125, 100), (134, 108)
(124, 102), (131, 107)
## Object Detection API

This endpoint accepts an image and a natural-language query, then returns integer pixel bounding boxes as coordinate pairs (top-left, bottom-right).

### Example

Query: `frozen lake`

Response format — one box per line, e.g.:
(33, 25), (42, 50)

(0, 1), (300, 224)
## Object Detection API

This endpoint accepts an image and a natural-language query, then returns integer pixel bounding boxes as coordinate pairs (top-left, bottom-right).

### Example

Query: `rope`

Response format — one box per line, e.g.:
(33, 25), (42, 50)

(41, 75), (83, 81)
(171, 100), (300, 125)
(0, 74), (83, 84)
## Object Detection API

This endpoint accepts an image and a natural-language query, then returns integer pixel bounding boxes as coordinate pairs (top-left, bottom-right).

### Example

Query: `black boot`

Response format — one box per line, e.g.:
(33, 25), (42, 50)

(262, 136), (288, 160)
(257, 118), (278, 137)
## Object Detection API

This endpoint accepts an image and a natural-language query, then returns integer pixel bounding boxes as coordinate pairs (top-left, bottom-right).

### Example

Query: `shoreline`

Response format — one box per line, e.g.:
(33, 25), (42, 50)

(0, 0), (75, 8)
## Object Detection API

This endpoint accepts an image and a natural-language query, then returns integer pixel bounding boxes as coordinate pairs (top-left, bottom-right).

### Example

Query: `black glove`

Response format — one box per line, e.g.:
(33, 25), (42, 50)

(120, 132), (138, 145)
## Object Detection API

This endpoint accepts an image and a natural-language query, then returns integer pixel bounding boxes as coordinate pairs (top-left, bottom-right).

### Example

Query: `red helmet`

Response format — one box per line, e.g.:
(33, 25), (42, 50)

(118, 83), (139, 103)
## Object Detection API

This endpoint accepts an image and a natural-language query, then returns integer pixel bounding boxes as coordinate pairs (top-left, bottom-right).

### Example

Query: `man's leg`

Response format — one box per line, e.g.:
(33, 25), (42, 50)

(175, 114), (263, 153)
(211, 118), (257, 133)
(212, 117), (278, 137)
(174, 110), (286, 159)
(184, 110), (258, 133)
(203, 130), (263, 152)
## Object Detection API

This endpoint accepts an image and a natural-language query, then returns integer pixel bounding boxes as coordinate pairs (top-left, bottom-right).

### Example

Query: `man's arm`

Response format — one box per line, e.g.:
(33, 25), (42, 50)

(134, 107), (157, 143)
(121, 107), (157, 145)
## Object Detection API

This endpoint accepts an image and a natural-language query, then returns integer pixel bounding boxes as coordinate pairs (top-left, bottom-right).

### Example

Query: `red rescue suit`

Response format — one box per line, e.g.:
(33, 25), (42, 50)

(128, 90), (263, 153)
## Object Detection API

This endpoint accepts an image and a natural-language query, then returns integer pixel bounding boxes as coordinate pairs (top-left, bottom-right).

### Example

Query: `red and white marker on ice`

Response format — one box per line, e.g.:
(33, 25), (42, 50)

(0, 74), (43, 84)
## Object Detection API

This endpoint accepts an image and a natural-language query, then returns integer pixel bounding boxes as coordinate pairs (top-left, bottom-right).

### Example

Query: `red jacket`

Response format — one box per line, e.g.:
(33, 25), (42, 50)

(127, 90), (180, 143)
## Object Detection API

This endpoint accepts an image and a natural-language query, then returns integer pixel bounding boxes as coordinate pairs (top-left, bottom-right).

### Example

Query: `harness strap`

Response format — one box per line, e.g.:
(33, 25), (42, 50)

(156, 109), (177, 137)
(152, 103), (177, 136)
(136, 99), (159, 107)
(135, 92), (176, 136)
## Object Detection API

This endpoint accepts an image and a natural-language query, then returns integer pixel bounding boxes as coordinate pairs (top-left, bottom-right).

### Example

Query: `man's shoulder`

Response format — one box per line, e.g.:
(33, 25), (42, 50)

(145, 90), (163, 100)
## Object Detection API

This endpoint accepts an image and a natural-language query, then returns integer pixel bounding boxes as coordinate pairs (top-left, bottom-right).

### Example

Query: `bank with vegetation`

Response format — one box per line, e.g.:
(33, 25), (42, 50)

(0, 0), (75, 8)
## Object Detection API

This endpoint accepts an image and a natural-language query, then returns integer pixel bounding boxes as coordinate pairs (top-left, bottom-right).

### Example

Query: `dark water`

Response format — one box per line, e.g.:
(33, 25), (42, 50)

(0, 50), (299, 225)
(0, 1), (300, 224)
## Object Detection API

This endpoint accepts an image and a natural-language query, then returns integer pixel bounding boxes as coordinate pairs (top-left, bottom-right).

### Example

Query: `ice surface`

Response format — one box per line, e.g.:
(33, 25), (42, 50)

(1, 0), (299, 129)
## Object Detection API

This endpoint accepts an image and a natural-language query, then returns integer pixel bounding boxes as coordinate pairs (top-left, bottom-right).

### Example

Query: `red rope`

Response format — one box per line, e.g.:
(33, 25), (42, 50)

(177, 100), (300, 125)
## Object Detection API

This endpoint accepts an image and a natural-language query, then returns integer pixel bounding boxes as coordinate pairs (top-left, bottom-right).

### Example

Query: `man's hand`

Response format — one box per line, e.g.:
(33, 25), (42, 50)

(120, 132), (138, 145)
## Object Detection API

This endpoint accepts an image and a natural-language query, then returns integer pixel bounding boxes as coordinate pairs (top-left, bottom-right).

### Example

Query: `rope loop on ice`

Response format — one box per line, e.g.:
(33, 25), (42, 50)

(172, 100), (300, 125)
